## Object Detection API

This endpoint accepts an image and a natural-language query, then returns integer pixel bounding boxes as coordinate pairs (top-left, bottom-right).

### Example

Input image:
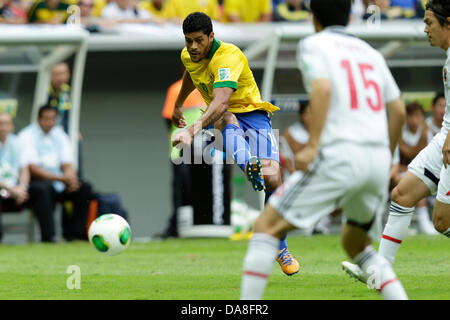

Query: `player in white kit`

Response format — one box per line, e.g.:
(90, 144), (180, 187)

(240, 0), (408, 300)
(342, 0), (450, 285)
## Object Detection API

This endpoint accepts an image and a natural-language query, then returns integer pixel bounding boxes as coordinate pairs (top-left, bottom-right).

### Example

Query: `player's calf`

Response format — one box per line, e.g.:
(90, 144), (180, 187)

(432, 200), (450, 237)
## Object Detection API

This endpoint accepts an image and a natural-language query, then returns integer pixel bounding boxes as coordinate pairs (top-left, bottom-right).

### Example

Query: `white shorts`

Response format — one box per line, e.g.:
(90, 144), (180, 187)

(269, 143), (391, 232)
(407, 130), (450, 204)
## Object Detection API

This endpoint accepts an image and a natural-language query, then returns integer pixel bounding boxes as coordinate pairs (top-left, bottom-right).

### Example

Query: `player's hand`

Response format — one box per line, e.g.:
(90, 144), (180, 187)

(171, 129), (193, 147)
(442, 132), (450, 169)
(172, 105), (187, 128)
(294, 144), (319, 172)
(62, 173), (80, 193)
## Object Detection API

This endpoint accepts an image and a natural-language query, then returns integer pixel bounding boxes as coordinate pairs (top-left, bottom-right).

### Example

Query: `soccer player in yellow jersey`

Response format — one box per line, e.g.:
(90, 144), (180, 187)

(171, 12), (299, 276)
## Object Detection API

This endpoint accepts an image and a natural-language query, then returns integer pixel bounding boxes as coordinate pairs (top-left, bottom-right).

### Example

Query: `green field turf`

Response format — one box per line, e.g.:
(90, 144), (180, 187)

(0, 234), (448, 300)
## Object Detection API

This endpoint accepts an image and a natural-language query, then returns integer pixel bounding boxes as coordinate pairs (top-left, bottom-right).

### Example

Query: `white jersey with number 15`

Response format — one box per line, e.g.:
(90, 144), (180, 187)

(297, 26), (401, 149)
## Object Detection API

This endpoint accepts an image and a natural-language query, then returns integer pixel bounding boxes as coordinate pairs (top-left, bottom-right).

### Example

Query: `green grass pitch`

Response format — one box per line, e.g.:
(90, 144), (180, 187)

(0, 235), (448, 300)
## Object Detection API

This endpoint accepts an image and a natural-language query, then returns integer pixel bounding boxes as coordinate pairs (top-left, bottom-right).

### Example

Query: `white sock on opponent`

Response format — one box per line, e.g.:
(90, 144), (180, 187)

(379, 202), (414, 265)
(240, 233), (280, 300)
(354, 246), (408, 300)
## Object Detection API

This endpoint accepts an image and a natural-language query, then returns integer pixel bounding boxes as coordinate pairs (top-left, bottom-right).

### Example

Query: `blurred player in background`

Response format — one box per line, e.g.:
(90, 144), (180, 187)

(397, 103), (437, 234)
(343, 0), (450, 285)
(427, 92), (445, 140)
(171, 12), (300, 276)
(240, 0), (408, 300)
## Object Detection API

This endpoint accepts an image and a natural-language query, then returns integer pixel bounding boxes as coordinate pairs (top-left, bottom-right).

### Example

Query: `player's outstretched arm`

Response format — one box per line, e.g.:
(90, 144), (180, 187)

(386, 98), (406, 157)
(172, 71), (196, 128)
(295, 78), (331, 171)
(172, 87), (233, 147)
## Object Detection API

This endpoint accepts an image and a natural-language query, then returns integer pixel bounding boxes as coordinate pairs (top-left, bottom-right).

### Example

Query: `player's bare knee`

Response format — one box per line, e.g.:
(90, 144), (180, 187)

(391, 185), (410, 207)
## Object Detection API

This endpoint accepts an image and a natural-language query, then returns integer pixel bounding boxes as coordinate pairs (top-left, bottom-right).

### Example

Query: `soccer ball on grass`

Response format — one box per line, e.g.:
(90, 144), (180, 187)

(88, 214), (132, 256)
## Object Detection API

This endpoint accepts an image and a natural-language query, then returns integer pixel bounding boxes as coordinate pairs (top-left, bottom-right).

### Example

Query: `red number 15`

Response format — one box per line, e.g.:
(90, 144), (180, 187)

(341, 60), (383, 112)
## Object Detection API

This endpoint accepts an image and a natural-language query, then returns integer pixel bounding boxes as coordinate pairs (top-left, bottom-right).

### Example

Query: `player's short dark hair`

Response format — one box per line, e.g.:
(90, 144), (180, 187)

(38, 104), (57, 118)
(182, 12), (213, 36)
(426, 0), (450, 26)
(432, 93), (445, 106)
(310, 0), (351, 28)
(406, 102), (425, 115)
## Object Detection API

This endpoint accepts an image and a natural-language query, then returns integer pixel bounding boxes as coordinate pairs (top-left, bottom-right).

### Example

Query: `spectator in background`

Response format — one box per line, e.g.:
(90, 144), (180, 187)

(0, 0), (27, 23)
(48, 63), (71, 134)
(27, 0), (70, 24)
(48, 62), (85, 179)
(19, 105), (92, 242)
(0, 112), (29, 242)
(362, 0), (390, 20)
(139, 0), (172, 20)
(101, 0), (163, 23)
(223, 0), (272, 22)
(388, 0), (425, 19)
(394, 102), (437, 234)
(78, 0), (117, 31)
(165, 0), (220, 21)
(273, 0), (310, 22)
(427, 93), (445, 141)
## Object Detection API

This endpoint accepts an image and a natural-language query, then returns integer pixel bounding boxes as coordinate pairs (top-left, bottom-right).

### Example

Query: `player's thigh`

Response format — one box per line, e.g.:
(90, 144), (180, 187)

(342, 188), (387, 233)
(403, 131), (445, 204)
(260, 159), (281, 191)
(391, 171), (431, 207)
(235, 111), (280, 164)
(341, 145), (390, 235)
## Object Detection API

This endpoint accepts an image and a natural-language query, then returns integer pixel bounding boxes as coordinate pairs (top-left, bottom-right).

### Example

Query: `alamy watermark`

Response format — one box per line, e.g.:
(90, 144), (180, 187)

(66, 265), (81, 290)
(171, 127), (280, 176)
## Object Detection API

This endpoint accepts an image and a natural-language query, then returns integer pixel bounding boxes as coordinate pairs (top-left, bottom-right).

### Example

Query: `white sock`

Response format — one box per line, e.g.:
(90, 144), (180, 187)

(443, 228), (450, 238)
(379, 202), (414, 265)
(240, 233), (280, 300)
(416, 206), (430, 221)
(354, 246), (408, 300)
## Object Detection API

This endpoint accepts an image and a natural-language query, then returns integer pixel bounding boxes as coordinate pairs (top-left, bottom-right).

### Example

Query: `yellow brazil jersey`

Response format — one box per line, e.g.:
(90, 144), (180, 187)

(224, 0), (272, 23)
(166, 0), (219, 21)
(181, 38), (279, 115)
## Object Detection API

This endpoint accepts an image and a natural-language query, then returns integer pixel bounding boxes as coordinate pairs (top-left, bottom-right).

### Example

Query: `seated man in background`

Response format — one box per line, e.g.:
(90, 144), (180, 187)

(223, 0), (272, 22)
(273, 0), (310, 22)
(19, 105), (92, 242)
(101, 0), (163, 23)
(0, 0), (27, 23)
(392, 102), (437, 234)
(27, 0), (70, 24)
(427, 93), (445, 141)
(0, 112), (29, 242)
